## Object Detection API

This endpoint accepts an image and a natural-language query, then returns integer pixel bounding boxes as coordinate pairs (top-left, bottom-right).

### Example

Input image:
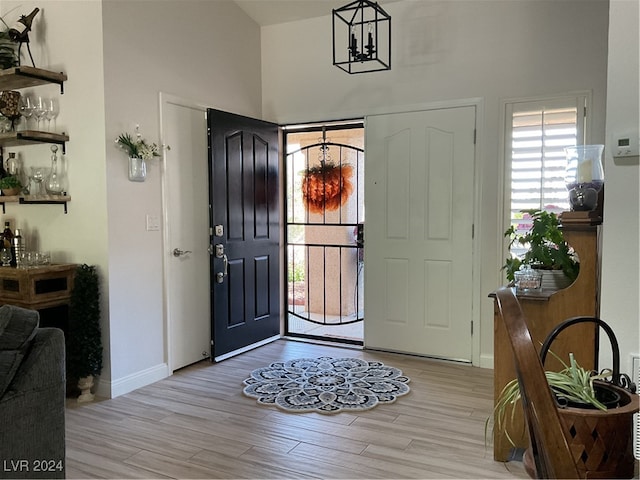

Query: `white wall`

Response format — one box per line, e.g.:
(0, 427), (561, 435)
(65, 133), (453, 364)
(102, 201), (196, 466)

(600, 0), (639, 376)
(0, 0), (110, 371)
(0, 0), (262, 397)
(101, 0), (262, 395)
(261, 0), (610, 366)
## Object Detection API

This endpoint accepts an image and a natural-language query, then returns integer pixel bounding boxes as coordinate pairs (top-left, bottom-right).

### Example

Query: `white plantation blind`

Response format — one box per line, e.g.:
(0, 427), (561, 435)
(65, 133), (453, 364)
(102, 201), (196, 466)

(506, 96), (587, 245)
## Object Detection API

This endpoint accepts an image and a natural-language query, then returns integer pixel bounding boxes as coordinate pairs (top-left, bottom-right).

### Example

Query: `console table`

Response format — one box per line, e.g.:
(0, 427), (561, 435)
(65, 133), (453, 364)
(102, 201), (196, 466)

(0, 264), (77, 327)
(491, 216), (600, 461)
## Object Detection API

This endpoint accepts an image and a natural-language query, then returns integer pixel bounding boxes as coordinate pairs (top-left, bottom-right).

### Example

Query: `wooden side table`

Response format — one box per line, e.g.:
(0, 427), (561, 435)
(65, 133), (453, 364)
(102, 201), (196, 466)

(0, 263), (77, 328)
(491, 218), (600, 461)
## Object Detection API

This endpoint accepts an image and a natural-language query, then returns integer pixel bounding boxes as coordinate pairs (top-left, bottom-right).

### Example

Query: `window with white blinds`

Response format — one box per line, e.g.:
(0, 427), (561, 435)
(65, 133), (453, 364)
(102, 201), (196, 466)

(505, 95), (587, 247)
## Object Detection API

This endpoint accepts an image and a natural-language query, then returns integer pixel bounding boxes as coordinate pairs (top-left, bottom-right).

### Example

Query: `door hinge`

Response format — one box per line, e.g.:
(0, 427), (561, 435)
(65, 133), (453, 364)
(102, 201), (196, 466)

(471, 321), (474, 336)
(472, 224), (475, 239)
(473, 129), (477, 144)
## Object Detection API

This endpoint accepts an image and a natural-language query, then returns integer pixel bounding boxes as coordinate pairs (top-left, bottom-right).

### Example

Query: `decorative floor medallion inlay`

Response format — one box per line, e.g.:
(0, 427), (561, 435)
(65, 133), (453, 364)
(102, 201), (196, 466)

(242, 357), (411, 414)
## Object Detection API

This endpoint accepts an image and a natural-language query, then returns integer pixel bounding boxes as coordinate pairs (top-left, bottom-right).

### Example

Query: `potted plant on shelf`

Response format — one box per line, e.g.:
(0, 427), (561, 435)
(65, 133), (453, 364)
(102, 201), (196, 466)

(503, 209), (579, 290)
(0, 175), (22, 195)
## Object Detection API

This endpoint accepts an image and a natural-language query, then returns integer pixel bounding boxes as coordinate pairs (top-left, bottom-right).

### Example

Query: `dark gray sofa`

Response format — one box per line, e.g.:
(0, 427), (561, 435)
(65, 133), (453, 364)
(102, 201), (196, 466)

(0, 305), (65, 479)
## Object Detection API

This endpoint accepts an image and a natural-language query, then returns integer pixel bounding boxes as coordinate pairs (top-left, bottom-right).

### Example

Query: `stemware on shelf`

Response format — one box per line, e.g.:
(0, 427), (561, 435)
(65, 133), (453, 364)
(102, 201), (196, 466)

(0, 114), (11, 133)
(33, 96), (47, 131)
(30, 166), (49, 196)
(19, 96), (34, 130)
(45, 98), (59, 132)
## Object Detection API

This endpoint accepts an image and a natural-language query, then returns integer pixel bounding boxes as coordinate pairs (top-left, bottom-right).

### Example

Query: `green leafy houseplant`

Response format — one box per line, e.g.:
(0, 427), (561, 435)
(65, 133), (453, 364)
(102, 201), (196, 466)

(502, 209), (579, 282)
(0, 175), (21, 189)
(489, 352), (612, 446)
(0, 30), (17, 70)
(115, 124), (161, 160)
(0, 13), (18, 70)
(66, 264), (103, 380)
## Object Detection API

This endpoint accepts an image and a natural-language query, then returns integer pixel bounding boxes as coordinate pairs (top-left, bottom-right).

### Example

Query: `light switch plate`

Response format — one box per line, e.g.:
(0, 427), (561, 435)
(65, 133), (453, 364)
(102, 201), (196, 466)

(146, 214), (160, 231)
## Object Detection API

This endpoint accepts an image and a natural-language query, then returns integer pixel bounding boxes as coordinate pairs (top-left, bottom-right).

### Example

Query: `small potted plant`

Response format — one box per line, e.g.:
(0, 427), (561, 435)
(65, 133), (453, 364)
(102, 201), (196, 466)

(488, 315), (639, 478)
(0, 175), (22, 196)
(503, 209), (579, 290)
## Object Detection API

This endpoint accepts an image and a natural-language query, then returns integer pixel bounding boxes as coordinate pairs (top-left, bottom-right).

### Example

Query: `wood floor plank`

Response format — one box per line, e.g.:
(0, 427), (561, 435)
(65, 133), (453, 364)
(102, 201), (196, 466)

(189, 447), (318, 479)
(65, 339), (528, 479)
(289, 440), (434, 478)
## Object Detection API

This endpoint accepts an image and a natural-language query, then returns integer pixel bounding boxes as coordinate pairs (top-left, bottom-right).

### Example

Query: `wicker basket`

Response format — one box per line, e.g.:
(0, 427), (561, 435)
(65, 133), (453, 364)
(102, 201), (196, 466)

(540, 317), (640, 479)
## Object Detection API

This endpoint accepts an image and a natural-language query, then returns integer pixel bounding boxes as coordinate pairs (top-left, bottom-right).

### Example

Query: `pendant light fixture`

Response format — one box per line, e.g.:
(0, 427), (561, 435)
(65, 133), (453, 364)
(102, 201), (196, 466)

(332, 0), (391, 74)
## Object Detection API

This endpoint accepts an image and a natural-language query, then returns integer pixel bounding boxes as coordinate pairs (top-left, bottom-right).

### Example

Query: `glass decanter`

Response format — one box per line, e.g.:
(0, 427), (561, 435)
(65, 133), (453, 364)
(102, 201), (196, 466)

(46, 145), (65, 195)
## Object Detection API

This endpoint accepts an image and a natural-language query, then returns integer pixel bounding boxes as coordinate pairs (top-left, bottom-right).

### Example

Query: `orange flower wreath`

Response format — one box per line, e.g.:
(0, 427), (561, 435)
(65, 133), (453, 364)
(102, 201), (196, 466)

(301, 164), (354, 214)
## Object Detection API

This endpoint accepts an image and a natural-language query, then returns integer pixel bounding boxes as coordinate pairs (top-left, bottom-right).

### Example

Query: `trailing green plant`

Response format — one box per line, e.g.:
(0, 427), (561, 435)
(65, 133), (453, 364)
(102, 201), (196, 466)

(0, 30), (17, 70)
(66, 264), (103, 379)
(502, 209), (579, 282)
(0, 10), (18, 71)
(0, 175), (21, 189)
(487, 351), (612, 446)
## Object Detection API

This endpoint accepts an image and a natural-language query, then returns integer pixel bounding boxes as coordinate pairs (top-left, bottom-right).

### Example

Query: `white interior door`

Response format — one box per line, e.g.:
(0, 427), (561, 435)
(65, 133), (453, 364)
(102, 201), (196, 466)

(162, 95), (211, 370)
(364, 106), (476, 361)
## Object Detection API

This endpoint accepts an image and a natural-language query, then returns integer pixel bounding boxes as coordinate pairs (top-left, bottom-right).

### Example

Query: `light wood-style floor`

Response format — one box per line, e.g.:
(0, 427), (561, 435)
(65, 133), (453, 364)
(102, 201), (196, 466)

(65, 339), (527, 479)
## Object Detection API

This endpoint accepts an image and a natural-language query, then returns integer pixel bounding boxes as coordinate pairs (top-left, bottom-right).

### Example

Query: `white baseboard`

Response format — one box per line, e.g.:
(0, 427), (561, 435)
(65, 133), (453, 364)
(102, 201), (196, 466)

(96, 363), (171, 398)
(479, 353), (494, 369)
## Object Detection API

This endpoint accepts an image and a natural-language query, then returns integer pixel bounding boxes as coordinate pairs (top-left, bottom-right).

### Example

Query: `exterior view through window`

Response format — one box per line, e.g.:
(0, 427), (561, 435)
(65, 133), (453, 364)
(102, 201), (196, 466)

(505, 95), (587, 257)
(284, 121), (364, 344)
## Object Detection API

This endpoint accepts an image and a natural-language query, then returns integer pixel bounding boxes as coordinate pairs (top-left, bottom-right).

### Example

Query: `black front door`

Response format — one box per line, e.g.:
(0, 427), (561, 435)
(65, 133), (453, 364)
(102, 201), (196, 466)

(208, 109), (280, 360)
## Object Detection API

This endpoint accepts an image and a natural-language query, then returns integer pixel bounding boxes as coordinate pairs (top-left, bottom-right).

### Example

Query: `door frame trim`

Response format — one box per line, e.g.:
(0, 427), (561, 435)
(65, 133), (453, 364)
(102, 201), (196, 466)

(158, 92), (209, 372)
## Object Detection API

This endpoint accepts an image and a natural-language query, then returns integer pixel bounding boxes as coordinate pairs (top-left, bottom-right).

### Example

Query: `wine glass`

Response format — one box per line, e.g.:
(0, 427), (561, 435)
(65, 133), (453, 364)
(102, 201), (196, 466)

(45, 98), (59, 132)
(19, 96), (34, 130)
(33, 96), (47, 130)
(30, 166), (48, 196)
(0, 114), (11, 133)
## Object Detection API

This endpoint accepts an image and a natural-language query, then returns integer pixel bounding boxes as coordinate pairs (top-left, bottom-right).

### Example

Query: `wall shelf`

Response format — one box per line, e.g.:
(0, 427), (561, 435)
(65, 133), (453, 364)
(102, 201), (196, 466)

(0, 66), (70, 212)
(0, 131), (69, 153)
(0, 194), (70, 214)
(0, 66), (67, 93)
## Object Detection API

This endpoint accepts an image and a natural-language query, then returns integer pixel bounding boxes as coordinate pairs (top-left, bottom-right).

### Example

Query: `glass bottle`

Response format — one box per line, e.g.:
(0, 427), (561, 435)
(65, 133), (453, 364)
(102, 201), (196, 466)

(46, 145), (65, 195)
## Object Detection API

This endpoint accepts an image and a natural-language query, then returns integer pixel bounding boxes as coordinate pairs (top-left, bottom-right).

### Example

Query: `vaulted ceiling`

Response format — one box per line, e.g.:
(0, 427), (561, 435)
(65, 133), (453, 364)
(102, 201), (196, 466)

(234, 0), (399, 27)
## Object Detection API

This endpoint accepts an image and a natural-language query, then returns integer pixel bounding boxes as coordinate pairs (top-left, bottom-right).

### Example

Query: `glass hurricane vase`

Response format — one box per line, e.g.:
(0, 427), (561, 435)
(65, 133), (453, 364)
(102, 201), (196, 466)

(128, 156), (147, 182)
(564, 145), (604, 211)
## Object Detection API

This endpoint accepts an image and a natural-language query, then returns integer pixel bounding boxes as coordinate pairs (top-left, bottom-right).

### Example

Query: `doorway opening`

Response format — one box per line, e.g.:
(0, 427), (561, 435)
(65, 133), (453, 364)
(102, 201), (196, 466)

(284, 120), (364, 345)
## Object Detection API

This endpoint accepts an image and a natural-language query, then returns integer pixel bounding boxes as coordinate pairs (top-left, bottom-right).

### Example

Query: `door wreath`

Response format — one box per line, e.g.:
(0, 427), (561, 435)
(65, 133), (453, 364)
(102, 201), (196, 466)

(301, 163), (353, 214)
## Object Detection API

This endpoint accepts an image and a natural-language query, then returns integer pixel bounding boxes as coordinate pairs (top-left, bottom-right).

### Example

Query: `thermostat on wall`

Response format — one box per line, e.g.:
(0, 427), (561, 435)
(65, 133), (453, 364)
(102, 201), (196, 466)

(613, 132), (639, 158)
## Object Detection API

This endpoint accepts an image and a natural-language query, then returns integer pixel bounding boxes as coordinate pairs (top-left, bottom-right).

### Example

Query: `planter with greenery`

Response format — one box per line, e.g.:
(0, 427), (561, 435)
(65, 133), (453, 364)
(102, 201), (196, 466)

(0, 175), (22, 195)
(489, 316), (639, 478)
(0, 16), (18, 70)
(66, 264), (102, 402)
(502, 209), (579, 287)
